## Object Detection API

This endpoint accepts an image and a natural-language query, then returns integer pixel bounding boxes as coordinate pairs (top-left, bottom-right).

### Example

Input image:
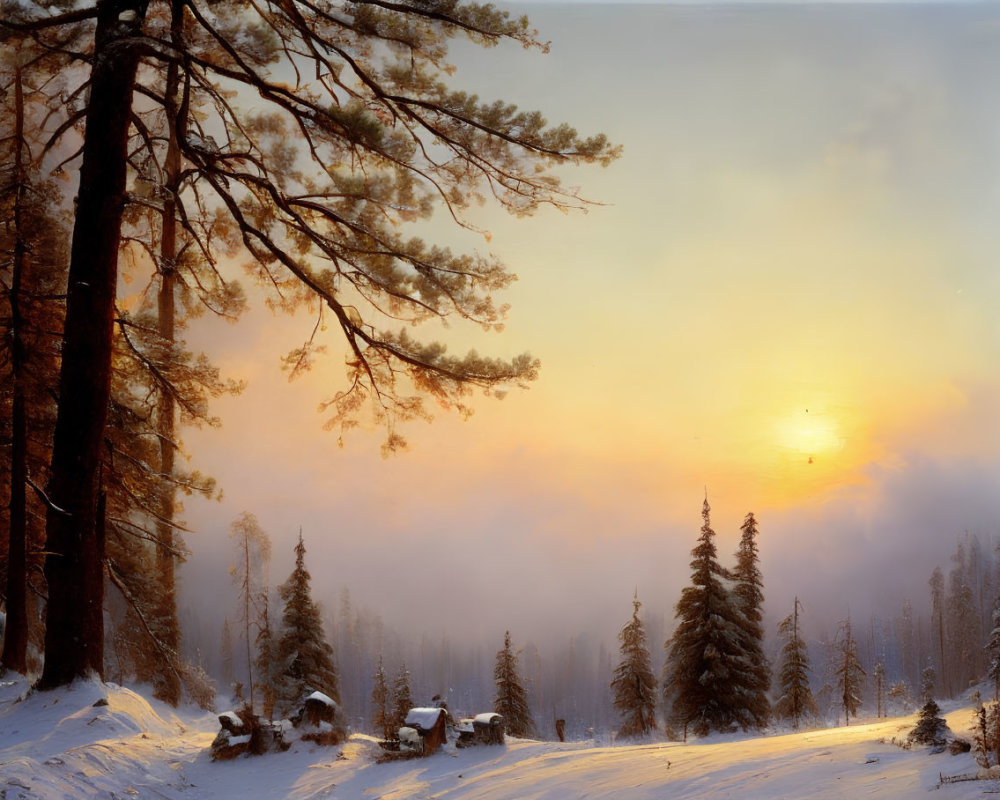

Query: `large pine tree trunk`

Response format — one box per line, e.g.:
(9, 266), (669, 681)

(152, 44), (182, 704)
(38, 0), (147, 689)
(3, 65), (29, 675)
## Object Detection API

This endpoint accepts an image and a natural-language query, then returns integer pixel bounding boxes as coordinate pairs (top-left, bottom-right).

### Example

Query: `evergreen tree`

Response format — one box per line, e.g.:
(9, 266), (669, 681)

(929, 567), (948, 697)
(730, 511), (771, 730)
(773, 597), (818, 729)
(229, 512), (271, 710)
(0, 51), (69, 676)
(611, 591), (658, 738)
(6, 0), (618, 689)
(836, 618), (865, 725)
(371, 656), (390, 739)
(921, 666), (937, 703)
(389, 662), (414, 735)
(873, 661), (886, 719)
(254, 588), (278, 720)
(494, 631), (534, 738)
(909, 698), (949, 746)
(275, 532), (339, 711)
(947, 543), (980, 693)
(665, 495), (747, 738)
(985, 601), (1000, 702)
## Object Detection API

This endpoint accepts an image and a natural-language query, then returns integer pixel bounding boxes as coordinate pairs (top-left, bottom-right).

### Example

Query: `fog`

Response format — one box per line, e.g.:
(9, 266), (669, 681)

(173, 2), (1000, 710)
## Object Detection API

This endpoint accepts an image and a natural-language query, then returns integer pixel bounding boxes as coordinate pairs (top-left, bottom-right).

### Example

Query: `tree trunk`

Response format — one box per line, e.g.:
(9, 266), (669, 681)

(38, 0), (147, 689)
(152, 23), (182, 702)
(3, 65), (29, 675)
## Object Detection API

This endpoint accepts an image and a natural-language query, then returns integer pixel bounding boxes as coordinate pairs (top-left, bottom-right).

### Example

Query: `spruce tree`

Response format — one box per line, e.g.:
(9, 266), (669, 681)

(371, 656), (390, 739)
(665, 495), (747, 738)
(494, 631), (535, 738)
(730, 511), (771, 730)
(611, 591), (658, 738)
(389, 663), (414, 735)
(773, 597), (818, 729)
(275, 532), (339, 711)
(836, 618), (865, 725)
(986, 601), (1000, 702)
(873, 661), (886, 718)
(254, 588), (278, 720)
(909, 698), (949, 746)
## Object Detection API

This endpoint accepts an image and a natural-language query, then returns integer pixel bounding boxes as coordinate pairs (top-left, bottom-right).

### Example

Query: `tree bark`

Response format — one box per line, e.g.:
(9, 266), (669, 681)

(152, 9), (182, 701)
(3, 65), (29, 675)
(38, 0), (147, 689)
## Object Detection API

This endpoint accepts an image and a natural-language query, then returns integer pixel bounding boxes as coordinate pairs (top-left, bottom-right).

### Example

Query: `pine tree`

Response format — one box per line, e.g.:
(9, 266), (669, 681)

(836, 618), (865, 725)
(6, 0), (618, 690)
(985, 601), (1000, 702)
(773, 597), (818, 729)
(929, 567), (948, 697)
(0, 40), (73, 676)
(730, 511), (771, 730)
(947, 543), (980, 693)
(909, 698), (949, 746)
(389, 662), (414, 735)
(371, 656), (390, 739)
(254, 588), (278, 720)
(921, 666), (937, 703)
(494, 631), (535, 738)
(873, 661), (886, 718)
(229, 512), (271, 711)
(275, 532), (339, 711)
(611, 591), (658, 738)
(665, 495), (747, 738)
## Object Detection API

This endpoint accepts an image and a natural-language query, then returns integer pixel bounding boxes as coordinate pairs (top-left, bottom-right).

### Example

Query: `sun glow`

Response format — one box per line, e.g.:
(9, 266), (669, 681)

(775, 408), (845, 461)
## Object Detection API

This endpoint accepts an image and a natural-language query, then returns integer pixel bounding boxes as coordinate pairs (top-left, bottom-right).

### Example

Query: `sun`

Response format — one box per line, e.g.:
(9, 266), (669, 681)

(774, 407), (845, 463)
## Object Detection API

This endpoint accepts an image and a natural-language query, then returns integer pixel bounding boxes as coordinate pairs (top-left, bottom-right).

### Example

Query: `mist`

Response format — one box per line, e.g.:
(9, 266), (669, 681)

(173, 2), (1000, 723)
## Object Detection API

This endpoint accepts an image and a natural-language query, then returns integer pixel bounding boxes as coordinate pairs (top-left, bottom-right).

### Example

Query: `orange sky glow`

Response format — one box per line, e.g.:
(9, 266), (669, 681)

(169, 3), (1000, 645)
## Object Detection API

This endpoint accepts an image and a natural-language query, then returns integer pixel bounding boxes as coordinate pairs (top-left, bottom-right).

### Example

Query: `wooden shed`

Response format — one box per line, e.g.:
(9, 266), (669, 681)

(456, 712), (505, 747)
(402, 707), (449, 756)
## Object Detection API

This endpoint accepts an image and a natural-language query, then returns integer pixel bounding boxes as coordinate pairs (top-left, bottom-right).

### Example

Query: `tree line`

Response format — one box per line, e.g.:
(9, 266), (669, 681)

(0, 0), (617, 695)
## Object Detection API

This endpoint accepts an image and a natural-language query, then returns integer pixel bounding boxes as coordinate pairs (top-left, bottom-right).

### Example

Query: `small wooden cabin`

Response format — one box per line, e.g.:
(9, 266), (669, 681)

(456, 712), (505, 747)
(402, 707), (449, 756)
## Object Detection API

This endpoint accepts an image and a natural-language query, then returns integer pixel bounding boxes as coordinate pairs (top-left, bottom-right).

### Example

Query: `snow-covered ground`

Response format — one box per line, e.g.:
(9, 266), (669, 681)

(1, 676), (997, 799)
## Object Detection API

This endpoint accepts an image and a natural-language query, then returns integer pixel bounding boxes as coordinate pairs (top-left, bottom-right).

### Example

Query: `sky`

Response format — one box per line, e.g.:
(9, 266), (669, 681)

(177, 2), (1000, 654)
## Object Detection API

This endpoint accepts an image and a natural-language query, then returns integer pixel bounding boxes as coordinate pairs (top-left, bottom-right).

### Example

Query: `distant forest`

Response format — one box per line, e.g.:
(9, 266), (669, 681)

(176, 501), (1000, 742)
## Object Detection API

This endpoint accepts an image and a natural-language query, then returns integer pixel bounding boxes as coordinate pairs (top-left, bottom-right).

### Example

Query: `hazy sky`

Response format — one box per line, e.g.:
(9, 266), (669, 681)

(177, 3), (1000, 652)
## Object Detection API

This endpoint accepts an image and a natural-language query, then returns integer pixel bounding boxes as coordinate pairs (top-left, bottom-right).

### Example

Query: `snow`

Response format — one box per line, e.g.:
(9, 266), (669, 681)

(404, 707), (443, 730)
(3, 675), (1000, 799)
(304, 691), (335, 707)
(474, 712), (501, 725)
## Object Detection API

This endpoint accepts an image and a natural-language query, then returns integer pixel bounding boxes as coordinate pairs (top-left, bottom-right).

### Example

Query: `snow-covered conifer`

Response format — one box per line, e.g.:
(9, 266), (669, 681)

(773, 597), (817, 729)
(664, 495), (747, 738)
(389, 662), (413, 735)
(494, 631), (535, 738)
(730, 512), (771, 730)
(275, 532), (339, 711)
(611, 591), (658, 738)
(371, 656), (390, 739)
(985, 601), (1000, 702)
(835, 618), (865, 725)
(873, 661), (886, 719)
(909, 698), (949, 746)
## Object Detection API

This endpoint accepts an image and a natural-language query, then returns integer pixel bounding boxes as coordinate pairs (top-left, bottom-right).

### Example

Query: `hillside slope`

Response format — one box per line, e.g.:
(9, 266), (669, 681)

(1, 676), (997, 799)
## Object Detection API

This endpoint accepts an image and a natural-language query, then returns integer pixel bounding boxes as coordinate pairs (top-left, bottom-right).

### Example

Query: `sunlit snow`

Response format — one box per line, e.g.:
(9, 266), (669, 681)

(2, 677), (999, 799)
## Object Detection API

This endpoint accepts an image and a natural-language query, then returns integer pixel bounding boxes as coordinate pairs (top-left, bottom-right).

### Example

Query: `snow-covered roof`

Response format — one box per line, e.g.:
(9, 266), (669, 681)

(305, 691), (335, 707)
(474, 712), (501, 725)
(404, 707), (444, 729)
(219, 711), (242, 726)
